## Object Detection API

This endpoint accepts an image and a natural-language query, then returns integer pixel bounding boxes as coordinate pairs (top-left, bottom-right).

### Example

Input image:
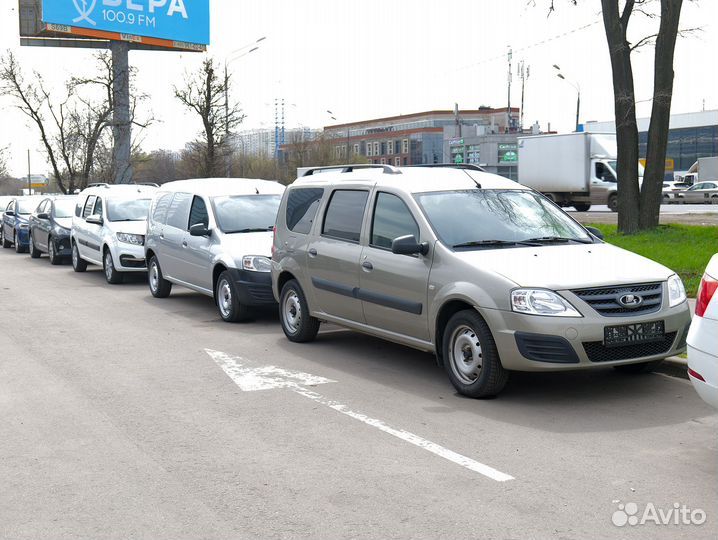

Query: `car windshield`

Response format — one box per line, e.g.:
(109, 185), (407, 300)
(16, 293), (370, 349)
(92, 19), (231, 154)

(53, 199), (76, 218)
(212, 194), (281, 233)
(414, 189), (593, 249)
(107, 198), (152, 222)
(17, 199), (41, 214)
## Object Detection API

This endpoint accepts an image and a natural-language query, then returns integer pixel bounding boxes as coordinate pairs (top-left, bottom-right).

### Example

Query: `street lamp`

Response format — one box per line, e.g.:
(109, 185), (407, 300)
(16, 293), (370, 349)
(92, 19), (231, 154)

(223, 37), (266, 176)
(553, 64), (581, 132)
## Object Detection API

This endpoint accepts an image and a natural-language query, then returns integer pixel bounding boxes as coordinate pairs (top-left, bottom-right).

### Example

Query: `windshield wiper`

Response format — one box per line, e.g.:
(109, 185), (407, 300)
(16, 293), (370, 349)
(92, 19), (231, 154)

(110, 219), (143, 222)
(452, 239), (540, 249)
(523, 236), (593, 244)
(225, 227), (273, 234)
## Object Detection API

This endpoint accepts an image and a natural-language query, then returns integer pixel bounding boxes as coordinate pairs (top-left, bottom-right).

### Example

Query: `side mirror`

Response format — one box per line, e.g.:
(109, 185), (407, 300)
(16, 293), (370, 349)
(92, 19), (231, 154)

(86, 214), (103, 226)
(585, 226), (604, 240)
(391, 234), (429, 256)
(189, 223), (211, 237)
(37, 212), (50, 220)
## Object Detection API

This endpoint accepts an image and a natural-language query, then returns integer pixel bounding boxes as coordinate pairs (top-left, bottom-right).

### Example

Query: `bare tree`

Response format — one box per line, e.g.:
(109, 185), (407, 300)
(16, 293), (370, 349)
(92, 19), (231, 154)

(174, 58), (245, 178)
(0, 146), (8, 179)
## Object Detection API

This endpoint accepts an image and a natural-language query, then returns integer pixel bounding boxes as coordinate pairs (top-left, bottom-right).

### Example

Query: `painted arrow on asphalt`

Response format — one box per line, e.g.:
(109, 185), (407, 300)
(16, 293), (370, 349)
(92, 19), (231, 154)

(206, 348), (514, 482)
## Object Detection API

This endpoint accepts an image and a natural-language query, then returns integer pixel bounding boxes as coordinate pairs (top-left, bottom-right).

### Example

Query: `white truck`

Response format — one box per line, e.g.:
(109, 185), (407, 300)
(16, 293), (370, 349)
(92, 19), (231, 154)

(517, 132), (640, 212)
(681, 156), (718, 185)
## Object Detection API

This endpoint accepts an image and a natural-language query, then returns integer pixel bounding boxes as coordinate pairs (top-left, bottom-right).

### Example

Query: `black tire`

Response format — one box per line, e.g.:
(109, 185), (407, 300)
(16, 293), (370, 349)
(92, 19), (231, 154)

(48, 237), (62, 265)
(215, 270), (251, 322)
(14, 231), (26, 254)
(1, 227), (10, 248)
(103, 248), (123, 284)
(607, 194), (618, 212)
(279, 279), (320, 342)
(71, 241), (87, 272)
(573, 203), (591, 212)
(29, 232), (41, 258)
(442, 310), (508, 398)
(613, 360), (663, 374)
(148, 256), (172, 298)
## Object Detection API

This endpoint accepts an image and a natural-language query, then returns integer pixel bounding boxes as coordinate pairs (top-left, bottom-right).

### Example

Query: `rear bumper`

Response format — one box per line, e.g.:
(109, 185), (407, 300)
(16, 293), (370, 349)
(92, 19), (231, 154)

(227, 268), (276, 306)
(687, 315), (718, 408)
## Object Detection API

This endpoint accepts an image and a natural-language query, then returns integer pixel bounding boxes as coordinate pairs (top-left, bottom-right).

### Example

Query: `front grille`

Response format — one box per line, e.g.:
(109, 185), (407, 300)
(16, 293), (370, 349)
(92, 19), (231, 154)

(571, 282), (663, 317)
(515, 332), (579, 363)
(583, 332), (676, 362)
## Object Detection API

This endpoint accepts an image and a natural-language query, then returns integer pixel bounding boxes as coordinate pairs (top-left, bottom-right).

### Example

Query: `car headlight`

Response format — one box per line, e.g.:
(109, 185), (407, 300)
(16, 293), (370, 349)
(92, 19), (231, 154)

(116, 232), (145, 246)
(53, 225), (70, 235)
(667, 274), (686, 307)
(511, 289), (582, 317)
(242, 255), (272, 272)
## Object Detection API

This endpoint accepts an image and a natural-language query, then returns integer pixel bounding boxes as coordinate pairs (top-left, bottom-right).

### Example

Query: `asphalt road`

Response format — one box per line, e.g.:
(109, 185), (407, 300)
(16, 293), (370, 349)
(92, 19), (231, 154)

(1, 248), (716, 540)
(568, 203), (718, 226)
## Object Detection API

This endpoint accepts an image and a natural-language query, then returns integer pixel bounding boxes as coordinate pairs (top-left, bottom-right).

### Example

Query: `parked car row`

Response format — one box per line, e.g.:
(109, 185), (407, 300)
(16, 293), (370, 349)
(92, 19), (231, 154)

(663, 181), (718, 204)
(1, 164), (704, 400)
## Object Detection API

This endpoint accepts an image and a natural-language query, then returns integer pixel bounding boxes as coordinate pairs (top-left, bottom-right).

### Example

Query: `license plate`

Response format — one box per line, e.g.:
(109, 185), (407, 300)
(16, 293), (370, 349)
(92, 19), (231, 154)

(604, 320), (665, 348)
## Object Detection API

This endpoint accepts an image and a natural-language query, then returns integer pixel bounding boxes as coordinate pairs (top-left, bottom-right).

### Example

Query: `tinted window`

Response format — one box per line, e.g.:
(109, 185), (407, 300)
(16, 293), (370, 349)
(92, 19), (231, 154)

(188, 196), (209, 229)
(94, 197), (103, 217)
(371, 192), (419, 249)
(82, 196), (96, 218)
(212, 195), (281, 233)
(151, 193), (172, 225)
(286, 188), (324, 234)
(322, 190), (369, 243)
(165, 192), (193, 229)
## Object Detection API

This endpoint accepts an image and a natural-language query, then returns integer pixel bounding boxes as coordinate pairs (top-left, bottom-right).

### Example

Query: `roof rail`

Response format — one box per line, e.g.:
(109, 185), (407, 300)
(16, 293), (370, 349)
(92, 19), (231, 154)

(408, 163), (487, 172)
(136, 182), (160, 188)
(299, 164), (401, 177)
(86, 182), (110, 188)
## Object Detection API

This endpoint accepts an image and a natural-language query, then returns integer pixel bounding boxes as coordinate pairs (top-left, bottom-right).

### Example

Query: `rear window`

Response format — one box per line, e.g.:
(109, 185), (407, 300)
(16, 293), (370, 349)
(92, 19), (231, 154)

(286, 188), (324, 234)
(322, 190), (369, 243)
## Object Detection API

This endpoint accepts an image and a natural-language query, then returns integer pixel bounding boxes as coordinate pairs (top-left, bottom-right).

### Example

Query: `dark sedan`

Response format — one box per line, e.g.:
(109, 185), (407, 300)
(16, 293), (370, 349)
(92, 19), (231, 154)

(28, 196), (77, 264)
(1, 196), (44, 253)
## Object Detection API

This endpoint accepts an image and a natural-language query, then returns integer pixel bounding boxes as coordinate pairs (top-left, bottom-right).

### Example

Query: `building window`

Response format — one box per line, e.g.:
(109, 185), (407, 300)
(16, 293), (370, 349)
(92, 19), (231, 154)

(402, 139), (409, 154)
(353, 144), (360, 155)
(388, 140), (394, 155)
(373, 142), (380, 156)
(403, 157), (408, 166)
(380, 158), (386, 165)
(366, 141), (372, 156)
(335, 146), (342, 159)
(394, 157), (401, 167)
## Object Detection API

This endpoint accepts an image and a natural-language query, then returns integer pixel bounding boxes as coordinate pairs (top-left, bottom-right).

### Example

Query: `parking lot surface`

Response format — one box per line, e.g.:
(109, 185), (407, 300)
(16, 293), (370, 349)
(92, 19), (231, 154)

(1, 248), (716, 539)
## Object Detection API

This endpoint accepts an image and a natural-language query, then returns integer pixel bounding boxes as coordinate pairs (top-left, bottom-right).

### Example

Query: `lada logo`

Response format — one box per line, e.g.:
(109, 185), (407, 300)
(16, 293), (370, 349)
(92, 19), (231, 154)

(618, 294), (643, 308)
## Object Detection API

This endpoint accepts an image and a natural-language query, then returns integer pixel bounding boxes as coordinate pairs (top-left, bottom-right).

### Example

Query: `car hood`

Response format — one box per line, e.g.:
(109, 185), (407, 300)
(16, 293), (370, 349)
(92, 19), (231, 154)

(452, 242), (674, 289)
(55, 218), (73, 230)
(220, 230), (273, 258)
(107, 220), (147, 235)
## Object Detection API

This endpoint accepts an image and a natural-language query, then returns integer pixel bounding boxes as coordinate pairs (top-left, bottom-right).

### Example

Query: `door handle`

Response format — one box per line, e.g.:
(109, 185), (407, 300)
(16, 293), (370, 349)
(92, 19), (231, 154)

(308, 248), (318, 257)
(159, 233), (164, 239)
(182, 240), (188, 247)
(361, 261), (373, 271)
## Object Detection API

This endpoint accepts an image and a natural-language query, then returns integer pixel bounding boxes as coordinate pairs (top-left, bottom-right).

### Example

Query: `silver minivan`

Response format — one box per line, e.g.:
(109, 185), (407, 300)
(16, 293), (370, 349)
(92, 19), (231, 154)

(144, 178), (285, 321)
(271, 164), (692, 398)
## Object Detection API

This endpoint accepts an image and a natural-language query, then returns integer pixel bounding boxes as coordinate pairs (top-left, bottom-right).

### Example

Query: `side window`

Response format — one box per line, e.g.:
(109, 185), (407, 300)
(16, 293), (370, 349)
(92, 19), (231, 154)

(151, 192), (172, 225)
(37, 200), (48, 214)
(370, 192), (420, 249)
(82, 196), (96, 218)
(286, 188), (324, 234)
(165, 192), (192, 230)
(75, 200), (83, 217)
(188, 195), (209, 229)
(93, 197), (103, 217)
(322, 190), (369, 243)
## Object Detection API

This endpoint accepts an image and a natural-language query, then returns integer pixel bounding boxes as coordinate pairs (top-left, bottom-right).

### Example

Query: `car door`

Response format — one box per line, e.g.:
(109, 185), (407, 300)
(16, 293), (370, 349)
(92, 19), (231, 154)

(307, 189), (369, 323)
(178, 195), (213, 292)
(161, 192), (193, 281)
(683, 183), (707, 204)
(590, 160), (617, 204)
(84, 196), (104, 263)
(359, 191), (432, 340)
(76, 195), (97, 260)
(147, 191), (172, 262)
(35, 199), (51, 250)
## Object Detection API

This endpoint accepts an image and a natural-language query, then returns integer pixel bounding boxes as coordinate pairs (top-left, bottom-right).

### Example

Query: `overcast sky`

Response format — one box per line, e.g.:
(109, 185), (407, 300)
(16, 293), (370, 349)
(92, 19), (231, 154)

(1, 0), (716, 177)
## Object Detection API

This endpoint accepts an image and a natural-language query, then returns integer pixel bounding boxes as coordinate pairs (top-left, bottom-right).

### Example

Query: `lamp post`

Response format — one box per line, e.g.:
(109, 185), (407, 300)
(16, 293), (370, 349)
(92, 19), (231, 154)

(553, 64), (580, 132)
(224, 37), (266, 176)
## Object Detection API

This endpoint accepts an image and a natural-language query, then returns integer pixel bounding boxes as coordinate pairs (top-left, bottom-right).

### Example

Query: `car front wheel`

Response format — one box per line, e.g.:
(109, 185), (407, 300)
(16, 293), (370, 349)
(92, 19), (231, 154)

(29, 232), (41, 258)
(103, 249), (123, 284)
(443, 310), (508, 398)
(14, 232), (26, 254)
(1, 227), (10, 248)
(71, 241), (87, 272)
(216, 270), (251, 322)
(48, 237), (61, 265)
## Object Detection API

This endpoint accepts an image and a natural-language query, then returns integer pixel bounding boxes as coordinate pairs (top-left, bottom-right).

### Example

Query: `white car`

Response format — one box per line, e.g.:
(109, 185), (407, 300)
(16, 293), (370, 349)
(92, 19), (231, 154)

(687, 254), (718, 408)
(71, 184), (158, 283)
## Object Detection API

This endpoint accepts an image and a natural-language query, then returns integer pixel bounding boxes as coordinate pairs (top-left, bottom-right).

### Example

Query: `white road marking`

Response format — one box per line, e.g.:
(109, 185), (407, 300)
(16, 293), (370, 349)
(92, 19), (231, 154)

(206, 348), (514, 482)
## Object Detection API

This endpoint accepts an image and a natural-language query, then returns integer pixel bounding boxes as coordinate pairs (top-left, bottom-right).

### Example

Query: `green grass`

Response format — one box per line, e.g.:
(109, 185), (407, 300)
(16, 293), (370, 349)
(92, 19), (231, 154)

(586, 224), (717, 297)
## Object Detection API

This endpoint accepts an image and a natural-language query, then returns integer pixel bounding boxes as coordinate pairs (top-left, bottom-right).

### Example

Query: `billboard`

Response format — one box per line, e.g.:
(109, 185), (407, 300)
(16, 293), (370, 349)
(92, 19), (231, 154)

(40, 0), (209, 46)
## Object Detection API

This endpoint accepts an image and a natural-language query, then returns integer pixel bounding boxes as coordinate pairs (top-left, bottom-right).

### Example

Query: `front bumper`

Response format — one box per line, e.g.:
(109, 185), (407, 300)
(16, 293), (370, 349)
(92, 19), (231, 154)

(479, 298), (692, 371)
(111, 242), (147, 272)
(227, 268), (276, 307)
(51, 234), (72, 257)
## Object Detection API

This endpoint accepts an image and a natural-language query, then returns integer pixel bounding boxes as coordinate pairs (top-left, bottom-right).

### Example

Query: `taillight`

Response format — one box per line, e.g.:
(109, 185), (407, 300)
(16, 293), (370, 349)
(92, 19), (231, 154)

(695, 273), (718, 317)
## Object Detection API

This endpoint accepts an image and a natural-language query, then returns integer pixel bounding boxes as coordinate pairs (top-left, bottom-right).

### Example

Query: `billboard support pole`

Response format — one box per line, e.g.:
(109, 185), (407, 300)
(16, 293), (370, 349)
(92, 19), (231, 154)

(111, 41), (132, 184)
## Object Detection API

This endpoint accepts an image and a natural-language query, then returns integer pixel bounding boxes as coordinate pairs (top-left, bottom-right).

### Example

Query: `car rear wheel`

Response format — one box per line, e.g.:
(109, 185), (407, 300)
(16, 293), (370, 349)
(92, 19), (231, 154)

(279, 279), (320, 342)
(71, 241), (87, 272)
(103, 249), (123, 284)
(148, 256), (172, 298)
(607, 194), (618, 212)
(216, 270), (251, 322)
(613, 360), (663, 374)
(443, 310), (508, 398)
(573, 203), (591, 212)
(29, 232), (41, 258)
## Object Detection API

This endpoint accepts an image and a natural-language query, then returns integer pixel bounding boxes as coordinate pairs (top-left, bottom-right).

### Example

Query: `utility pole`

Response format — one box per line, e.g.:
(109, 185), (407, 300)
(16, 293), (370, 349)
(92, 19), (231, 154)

(110, 41), (132, 184)
(224, 61), (230, 177)
(27, 149), (31, 195)
(518, 61), (529, 132)
(506, 47), (513, 133)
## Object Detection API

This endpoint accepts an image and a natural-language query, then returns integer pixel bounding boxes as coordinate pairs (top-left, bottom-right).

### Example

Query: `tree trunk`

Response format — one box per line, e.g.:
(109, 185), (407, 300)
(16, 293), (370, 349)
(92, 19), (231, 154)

(639, 0), (683, 229)
(601, 0), (640, 234)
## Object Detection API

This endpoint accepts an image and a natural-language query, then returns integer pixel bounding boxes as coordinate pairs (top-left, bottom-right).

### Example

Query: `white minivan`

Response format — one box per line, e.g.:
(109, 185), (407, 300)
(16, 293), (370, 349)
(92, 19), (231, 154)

(71, 184), (158, 283)
(144, 178), (285, 322)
